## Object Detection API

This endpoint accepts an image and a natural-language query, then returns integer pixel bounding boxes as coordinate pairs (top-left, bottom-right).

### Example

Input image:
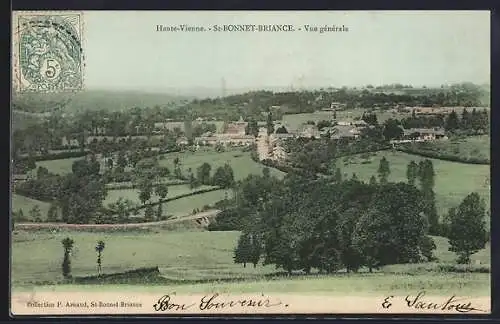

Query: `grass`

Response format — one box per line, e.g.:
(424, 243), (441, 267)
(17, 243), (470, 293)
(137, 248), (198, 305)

(12, 273), (490, 296)
(401, 135), (490, 163)
(157, 189), (231, 217)
(12, 229), (490, 293)
(338, 151), (490, 221)
(34, 157), (83, 175)
(104, 184), (217, 206)
(11, 230), (272, 286)
(128, 189), (230, 218)
(159, 149), (285, 181)
(11, 194), (51, 220)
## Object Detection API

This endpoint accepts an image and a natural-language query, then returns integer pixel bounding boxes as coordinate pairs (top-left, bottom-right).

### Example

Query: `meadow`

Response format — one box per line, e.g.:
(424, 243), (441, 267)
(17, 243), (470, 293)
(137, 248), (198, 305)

(132, 189), (231, 218)
(11, 194), (50, 218)
(34, 157), (84, 175)
(400, 135), (490, 164)
(159, 150), (285, 181)
(338, 151), (490, 221)
(104, 184), (217, 206)
(11, 230), (490, 295)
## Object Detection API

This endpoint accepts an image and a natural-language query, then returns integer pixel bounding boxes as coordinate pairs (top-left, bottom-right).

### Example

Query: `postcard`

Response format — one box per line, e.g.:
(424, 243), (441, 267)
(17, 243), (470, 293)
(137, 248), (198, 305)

(10, 10), (491, 315)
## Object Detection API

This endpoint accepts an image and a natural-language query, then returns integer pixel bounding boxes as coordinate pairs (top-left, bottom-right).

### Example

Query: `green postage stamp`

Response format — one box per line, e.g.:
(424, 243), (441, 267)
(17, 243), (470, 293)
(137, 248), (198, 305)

(12, 11), (84, 93)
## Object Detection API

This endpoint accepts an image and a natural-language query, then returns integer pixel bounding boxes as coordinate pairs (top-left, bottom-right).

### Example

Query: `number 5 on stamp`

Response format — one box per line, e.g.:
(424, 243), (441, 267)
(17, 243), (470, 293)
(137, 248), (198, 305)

(12, 11), (85, 93)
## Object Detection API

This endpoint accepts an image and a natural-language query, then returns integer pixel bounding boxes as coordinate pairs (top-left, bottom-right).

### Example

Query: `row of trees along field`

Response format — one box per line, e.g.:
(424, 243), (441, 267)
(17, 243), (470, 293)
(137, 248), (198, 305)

(190, 82), (487, 115)
(209, 163), (487, 272)
(361, 108), (489, 135)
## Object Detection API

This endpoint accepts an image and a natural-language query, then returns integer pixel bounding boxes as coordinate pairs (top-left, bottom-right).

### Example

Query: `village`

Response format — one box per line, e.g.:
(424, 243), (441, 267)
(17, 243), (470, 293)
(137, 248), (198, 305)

(52, 103), (489, 168)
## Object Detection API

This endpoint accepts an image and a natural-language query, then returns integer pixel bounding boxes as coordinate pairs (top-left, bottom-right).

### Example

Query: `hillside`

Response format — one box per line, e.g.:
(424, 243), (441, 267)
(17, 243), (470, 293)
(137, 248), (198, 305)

(11, 90), (193, 114)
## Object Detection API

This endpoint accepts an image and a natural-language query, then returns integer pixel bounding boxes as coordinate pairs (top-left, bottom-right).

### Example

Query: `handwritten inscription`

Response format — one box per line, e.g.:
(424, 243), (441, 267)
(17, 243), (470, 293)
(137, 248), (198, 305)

(153, 293), (287, 312)
(382, 291), (487, 313)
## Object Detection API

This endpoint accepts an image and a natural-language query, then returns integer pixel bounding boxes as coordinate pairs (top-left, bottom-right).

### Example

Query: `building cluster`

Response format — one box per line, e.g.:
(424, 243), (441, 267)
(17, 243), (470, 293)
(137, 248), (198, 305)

(390, 128), (447, 145)
(194, 117), (255, 148)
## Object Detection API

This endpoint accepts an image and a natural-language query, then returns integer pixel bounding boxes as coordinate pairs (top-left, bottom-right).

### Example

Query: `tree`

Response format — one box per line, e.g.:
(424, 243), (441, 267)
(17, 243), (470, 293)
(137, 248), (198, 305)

(61, 237), (75, 279)
(106, 158), (114, 170)
(128, 149), (142, 167)
(112, 197), (131, 223)
(418, 159), (435, 191)
(334, 168), (342, 183)
(144, 204), (155, 222)
(262, 167), (271, 178)
(197, 163), (212, 185)
(418, 159), (439, 234)
(275, 126), (288, 134)
(448, 193), (488, 264)
(249, 234), (262, 268)
(184, 118), (194, 144)
(72, 158), (100, 178)
(47, 203), (59, 222)
(369, 175), (377, 186)
(95, 240), (105, 276)
(317, 120), (331, 130)
(155, 183), (169, 201)
(29, 205), (42, 222)
(156, 203), (163, 220)
(406, 161), (419, 186)
(377, 157), (390, 184)
(352, 183), (429, 271)
(212, 164), (235, 188)
(245, 119), (259, 137)
(17, 209), (25, 222)
(382, 119), (403, 141)
(445, 110), (459, 131)
(234, 233), (252, 268)
(461, 108), (471, 130)
(188, 172), (199, 189)
(138, 179), (153, 205)
(266, 111), (275, 135)
(37, 166), (50, 179)
(117, 150), (128, 169)
(362, 112), (378, 126)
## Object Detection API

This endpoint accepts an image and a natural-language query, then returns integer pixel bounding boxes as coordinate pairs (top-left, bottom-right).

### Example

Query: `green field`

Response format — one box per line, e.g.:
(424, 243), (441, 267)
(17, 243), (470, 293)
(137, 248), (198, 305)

(128, 189), (231, 218)
(12, 231), (490, 295)
(403, 135), (490, 163)
(104, 184), (217, 206)
(11, 194), (51, 220)
(12, 273), (490, 296)
(34, 157), (84, 175)
(338, 151), (490, 220)
(159, 150), (285, 181)
(148, 189), (231, 218)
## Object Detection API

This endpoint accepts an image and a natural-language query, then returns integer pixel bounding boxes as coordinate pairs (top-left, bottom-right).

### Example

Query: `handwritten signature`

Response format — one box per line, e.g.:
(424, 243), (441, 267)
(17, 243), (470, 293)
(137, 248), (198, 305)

(382, 291), (487, 313)
(153, 293), (287, 312)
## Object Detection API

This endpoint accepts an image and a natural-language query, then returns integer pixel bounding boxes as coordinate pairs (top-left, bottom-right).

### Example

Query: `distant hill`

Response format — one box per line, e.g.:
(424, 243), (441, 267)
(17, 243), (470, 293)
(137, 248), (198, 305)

(11, 90), (194, 114)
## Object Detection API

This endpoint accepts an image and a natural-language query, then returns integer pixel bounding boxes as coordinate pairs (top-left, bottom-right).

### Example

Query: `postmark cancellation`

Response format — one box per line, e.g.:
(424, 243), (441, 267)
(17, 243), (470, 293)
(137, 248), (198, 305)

(12, 11), (85, 93)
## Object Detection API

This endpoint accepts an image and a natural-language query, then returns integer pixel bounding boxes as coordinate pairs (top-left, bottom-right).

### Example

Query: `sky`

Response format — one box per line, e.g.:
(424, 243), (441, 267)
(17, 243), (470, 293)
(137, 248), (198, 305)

(81, 11), (490, 93)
